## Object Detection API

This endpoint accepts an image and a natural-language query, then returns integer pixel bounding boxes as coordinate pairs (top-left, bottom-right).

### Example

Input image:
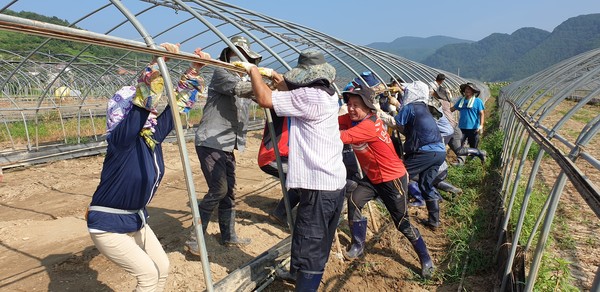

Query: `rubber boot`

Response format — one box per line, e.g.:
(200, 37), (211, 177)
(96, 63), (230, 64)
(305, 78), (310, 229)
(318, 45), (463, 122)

(344, 218), (367, 260)
(408, 181), (425, 207)
(421, 200), (440, 230)
(467, 148), (487, 164)
(185, 210), (212, 256)
(295, 271), (323, 292)
(410, 236), (435, 279)
(218, 208), (251, 246)
(452, 155), (466, 166)
(435, 180), (463, 196)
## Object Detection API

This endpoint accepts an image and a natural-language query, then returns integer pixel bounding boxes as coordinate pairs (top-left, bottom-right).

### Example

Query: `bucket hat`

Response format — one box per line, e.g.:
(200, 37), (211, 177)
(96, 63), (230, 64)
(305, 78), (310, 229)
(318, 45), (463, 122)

(342, 87), (376, 110)
(283, 49), (336, 85)
(218, 36), (262, 64)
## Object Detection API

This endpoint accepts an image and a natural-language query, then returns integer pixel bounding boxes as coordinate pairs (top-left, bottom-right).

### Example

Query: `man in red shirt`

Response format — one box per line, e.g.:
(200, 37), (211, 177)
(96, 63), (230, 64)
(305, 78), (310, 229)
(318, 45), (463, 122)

(339, 87), (435, 279)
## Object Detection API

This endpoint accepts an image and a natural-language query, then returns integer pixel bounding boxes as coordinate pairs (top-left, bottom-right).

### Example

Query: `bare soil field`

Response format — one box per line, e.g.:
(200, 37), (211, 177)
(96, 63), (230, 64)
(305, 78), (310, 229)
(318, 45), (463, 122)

(0, 130), (492, 291)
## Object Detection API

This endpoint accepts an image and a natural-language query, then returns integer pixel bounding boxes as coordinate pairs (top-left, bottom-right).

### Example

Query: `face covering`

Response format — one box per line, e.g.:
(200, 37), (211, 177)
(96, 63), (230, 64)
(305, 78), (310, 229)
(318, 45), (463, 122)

(229, 56), (242, 63)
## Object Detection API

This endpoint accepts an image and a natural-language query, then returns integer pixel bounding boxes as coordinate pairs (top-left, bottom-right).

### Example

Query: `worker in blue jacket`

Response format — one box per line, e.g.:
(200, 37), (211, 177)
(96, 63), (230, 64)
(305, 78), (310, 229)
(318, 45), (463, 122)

(87, 43), (206, 292)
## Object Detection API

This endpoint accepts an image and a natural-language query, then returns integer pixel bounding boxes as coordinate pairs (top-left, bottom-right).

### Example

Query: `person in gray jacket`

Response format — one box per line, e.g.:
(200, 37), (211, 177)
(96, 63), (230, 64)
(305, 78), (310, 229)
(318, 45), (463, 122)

(186, 36), (260, 254)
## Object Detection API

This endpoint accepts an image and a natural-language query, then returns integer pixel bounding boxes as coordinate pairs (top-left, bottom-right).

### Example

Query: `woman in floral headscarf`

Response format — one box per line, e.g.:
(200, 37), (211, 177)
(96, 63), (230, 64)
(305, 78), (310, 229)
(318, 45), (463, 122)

(87, 43), (208, 292)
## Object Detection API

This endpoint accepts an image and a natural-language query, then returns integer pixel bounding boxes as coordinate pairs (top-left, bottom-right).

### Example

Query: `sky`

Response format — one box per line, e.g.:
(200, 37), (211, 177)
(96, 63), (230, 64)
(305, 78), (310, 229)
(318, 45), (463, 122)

(4, 0), (600, 45)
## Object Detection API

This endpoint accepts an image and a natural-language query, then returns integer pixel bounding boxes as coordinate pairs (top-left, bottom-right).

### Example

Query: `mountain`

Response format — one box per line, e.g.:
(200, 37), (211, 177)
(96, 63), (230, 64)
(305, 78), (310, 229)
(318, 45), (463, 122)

(367, 36), (474, 62)
(422, 14), (600, 81)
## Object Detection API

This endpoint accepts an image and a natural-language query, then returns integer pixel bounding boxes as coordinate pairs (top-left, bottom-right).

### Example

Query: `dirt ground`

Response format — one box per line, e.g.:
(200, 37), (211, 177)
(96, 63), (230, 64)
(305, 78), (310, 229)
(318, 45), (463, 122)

(0, 130), (491, 292)
(1, 97), (596, 292)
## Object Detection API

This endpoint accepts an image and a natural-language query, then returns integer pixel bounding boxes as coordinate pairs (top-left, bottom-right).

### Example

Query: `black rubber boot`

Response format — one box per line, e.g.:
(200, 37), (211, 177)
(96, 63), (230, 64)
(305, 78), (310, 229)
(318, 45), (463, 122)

(344, 218), (367, 260)
(435, 180), (463, 196)
(421, 200), (440, 230)
(218, 208), (251, 246)
(465, 148), (487, 164)
(296, 271), (323, 292)
(411, 236), (435, 279)
(185, 210), (212, 256)
(452, 155), (466, 166)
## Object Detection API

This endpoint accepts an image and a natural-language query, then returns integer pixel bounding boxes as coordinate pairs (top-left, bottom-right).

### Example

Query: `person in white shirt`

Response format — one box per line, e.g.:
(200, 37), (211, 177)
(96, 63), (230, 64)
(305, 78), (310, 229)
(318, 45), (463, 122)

(234, 49), (346, 291)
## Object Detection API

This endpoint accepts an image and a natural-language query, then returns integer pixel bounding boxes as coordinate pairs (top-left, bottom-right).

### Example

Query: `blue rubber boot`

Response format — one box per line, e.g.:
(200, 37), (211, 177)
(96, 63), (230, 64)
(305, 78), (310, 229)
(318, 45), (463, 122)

(295, 271), (323, 292)
(408, 181), (425, 207)
(411, 236), (435, 279)
(344, 218), (367, 260)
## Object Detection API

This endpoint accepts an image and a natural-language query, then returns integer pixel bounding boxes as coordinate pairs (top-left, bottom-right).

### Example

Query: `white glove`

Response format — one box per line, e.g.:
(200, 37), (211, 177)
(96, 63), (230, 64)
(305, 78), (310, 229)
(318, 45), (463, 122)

(232, 61), (257, 73)
(258, 67), (274, 78)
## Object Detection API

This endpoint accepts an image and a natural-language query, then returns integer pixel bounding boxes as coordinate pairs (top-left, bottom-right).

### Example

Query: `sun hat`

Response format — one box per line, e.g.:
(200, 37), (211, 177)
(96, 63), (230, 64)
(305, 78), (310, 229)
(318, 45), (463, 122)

(354, 71), (380, 88)
(218, 35), (262, 64)
(342, 87), (376, 110)
(283, 49), (336, 85)
(402, 81), (431, 106)
(459, 82), (481, 97)
(107, 86), (157, 134)
(107, 86), (136, 134)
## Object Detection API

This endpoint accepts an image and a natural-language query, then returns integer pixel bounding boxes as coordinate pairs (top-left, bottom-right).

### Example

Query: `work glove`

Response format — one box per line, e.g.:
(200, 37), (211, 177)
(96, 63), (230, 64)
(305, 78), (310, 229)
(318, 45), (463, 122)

(232, 61), (257, 74)
(132, 42), (180, 111)
(389, 86), (402, 93)
(258, 67), (274, 78)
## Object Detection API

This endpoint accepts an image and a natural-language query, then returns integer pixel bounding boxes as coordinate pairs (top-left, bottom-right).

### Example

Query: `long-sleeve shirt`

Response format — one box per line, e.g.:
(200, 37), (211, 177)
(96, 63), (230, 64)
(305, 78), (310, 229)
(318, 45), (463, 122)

(194, 68), (254, 152)
(88, 105), (174, 233)
(339, 113), (406, 184)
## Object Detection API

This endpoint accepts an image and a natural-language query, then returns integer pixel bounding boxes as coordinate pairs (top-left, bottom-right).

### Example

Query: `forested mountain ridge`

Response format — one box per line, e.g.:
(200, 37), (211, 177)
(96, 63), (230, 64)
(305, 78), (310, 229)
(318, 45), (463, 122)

(423, 13), (600, 81)
(367, 36), (474, 62)
(0, 10), (145, 61)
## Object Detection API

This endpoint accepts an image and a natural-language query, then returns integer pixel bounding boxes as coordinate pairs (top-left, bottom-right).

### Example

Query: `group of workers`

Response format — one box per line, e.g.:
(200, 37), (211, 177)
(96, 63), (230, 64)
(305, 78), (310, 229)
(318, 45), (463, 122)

(86, 36), (486, 292)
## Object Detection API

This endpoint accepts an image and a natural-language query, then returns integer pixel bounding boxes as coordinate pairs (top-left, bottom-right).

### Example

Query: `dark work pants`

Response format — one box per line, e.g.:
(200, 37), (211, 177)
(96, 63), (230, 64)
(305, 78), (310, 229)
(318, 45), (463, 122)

(347, 174), (420, 242)
(291, 188), (345, 275)
(447, 125), (463, 157)
(196, 146), (236, 213)
(461, 128), (480, 148)
(404, 151), (446, 201)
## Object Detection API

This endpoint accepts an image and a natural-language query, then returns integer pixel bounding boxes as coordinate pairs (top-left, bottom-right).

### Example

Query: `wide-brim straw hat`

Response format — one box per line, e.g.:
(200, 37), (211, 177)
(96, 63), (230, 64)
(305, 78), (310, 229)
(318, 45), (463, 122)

(459, 82), (481, 97)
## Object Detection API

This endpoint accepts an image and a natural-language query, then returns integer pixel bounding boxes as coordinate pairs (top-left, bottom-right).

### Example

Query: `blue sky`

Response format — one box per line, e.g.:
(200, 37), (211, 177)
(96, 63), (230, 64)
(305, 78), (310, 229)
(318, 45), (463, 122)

(5, 0), (600, 45)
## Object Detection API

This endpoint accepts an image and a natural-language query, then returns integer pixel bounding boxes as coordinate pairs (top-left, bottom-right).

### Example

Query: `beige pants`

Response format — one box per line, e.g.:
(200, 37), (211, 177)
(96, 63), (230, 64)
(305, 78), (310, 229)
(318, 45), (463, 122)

(90, 225), (169, 292)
